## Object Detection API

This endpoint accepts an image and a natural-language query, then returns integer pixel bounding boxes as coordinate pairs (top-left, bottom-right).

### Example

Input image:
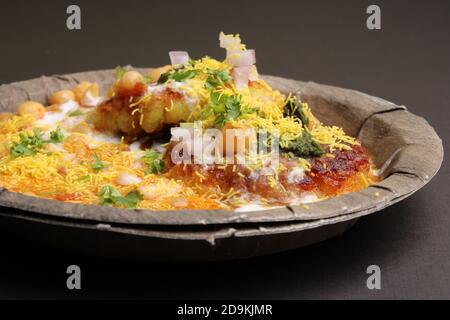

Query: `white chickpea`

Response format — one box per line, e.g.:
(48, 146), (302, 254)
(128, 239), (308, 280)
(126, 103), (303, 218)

(49, 90), (76, 105)
(119, 71), (144, 90)
(73, 81), (93, 102)
(88, 83), (99, 97)
(17, 101), (46, 119)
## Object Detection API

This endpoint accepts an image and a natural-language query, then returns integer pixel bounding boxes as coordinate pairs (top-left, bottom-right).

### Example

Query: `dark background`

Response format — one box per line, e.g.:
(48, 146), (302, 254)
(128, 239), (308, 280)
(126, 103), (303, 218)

(0, 0), (449, 299)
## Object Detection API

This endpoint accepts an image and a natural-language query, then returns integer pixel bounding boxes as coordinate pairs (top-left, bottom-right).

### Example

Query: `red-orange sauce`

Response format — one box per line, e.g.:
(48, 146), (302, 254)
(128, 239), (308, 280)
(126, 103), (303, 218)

(164, 144), (373, 205)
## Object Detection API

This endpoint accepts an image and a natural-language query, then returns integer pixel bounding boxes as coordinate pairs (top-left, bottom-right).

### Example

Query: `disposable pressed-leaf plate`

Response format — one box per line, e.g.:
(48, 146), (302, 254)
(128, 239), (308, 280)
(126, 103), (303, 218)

(0, 69), (443, 260)
(0, 204), (362, 261)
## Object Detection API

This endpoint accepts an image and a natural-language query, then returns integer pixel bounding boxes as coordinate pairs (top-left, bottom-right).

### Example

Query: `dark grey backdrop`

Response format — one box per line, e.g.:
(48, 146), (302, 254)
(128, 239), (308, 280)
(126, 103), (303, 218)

(0, 0), (449, 299)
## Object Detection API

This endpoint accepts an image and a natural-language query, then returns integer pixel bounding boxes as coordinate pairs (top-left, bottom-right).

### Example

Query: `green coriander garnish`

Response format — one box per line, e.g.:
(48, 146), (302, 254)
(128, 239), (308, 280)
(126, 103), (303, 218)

(68, 110), (84, 117)
(142, 149), (165, 174)
(10, 128), (44, 157)
(49, 127), (64, 143)
(98, 185), (143, 209)
(91, 153), (106, 172)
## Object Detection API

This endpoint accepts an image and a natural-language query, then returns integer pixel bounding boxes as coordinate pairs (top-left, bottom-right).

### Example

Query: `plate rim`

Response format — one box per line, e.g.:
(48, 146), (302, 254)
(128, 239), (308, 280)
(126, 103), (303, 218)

(0, 70), (443, 226)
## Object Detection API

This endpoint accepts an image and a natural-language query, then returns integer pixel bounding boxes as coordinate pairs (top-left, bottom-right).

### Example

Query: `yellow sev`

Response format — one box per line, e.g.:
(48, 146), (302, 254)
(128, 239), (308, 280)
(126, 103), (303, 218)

(179, 56), (358, 153)
(0, 116), (224, 210)
(0, 33), (363, 210)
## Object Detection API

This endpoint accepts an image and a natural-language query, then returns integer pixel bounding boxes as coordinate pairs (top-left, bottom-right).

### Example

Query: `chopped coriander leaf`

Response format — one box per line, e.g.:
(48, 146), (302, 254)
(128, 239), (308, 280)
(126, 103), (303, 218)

(27, 128), (44, 147)
(49, 127), (64, 143)
(209, 91), (226, 113)
(170, 69), (198, 82)
(200, 106), (214, 119)
(10, 143), (36, 157)
(214, 114), (227, 126)
(215, 69), (231, 83)
(241, 104), (256, 115)
(77, 175), (91, 182)
(114, 190), (143, 208)
(157, 72), (170, 84)
(224, 95), (242, 120)
(205, 77), (218, 90)
(142, 149), (165, 174)
(202, 92), (253, 126)
(158, 69), (198, 84)
(284, 98), (309, 127)
(205, 69), (232, 90)
(99, 185), (143, 209)
(281, 131), (323, 158)
(68, 110), (84, 117)
(10, 129), (44, 157)
(99, 185), (122, 205)
(91, 153), (106, 172)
